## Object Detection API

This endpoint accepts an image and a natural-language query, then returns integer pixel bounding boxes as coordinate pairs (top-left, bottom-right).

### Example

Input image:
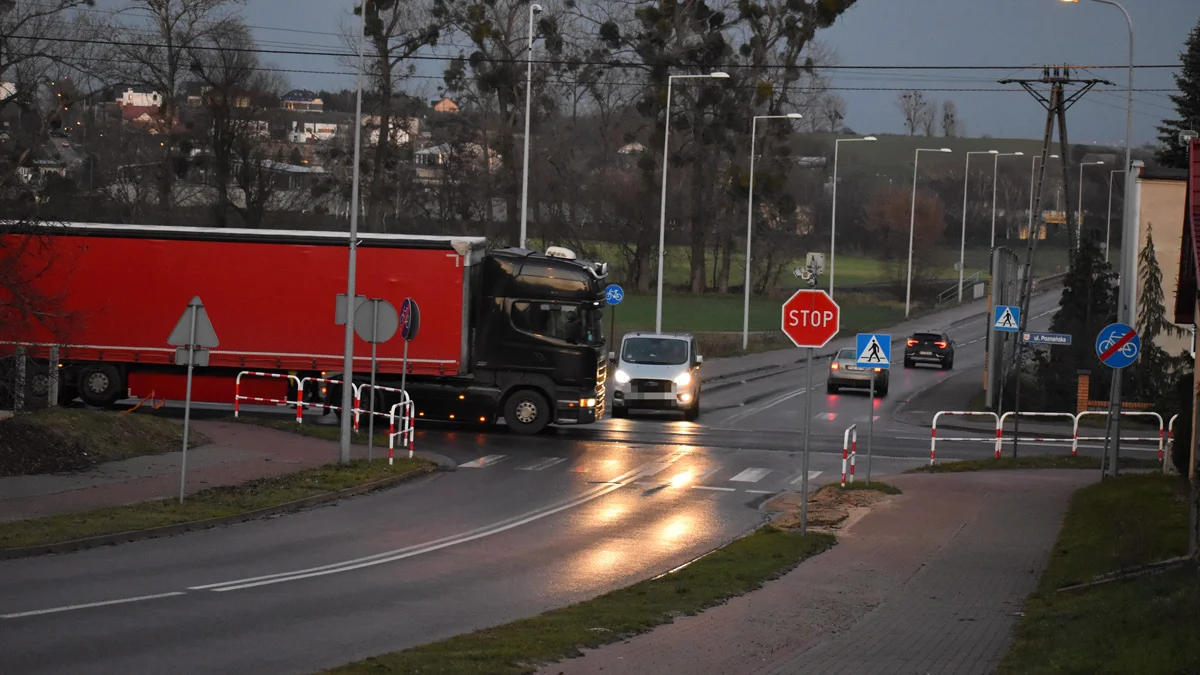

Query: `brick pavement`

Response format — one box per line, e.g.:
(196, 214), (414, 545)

(0, 420), (432, 521)
(536, 469), (1092, 675)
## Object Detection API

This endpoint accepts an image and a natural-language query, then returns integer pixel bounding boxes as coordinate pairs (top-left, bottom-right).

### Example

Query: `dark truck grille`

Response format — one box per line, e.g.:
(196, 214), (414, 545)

(631, 379), (672, 393)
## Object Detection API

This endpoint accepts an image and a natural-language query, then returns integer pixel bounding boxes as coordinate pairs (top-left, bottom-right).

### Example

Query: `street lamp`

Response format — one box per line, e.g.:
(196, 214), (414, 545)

(906, 147), (953, 318)
(337, 0), (369, 464)
(958, 150), (998, 303)
(1027, 153), (1059, 240)
(991, 152), (1024, 248)
(1106, 168), (1125, 262)
(743, 112), (803, 351)
(1076, 160), (1105, 249)
(655, 71), (730, 334)
(518, 3), (543, 250)
(829, 135), (877, 298)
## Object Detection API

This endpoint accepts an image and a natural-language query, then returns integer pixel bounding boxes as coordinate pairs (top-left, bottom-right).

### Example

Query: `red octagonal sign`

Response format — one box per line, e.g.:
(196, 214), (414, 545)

(781, 289), (840, 348)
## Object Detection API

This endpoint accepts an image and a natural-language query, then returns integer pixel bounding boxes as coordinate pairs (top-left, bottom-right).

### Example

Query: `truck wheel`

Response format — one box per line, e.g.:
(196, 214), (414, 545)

(77, 365), (122, 407)
(504, 389), (551, 435)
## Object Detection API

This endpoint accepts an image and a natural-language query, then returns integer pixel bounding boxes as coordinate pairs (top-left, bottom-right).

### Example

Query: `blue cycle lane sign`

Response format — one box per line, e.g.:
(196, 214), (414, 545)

(1095, 322), (1140, 369)
(856, 333), (891, 369)
(605, 284), (624, 305)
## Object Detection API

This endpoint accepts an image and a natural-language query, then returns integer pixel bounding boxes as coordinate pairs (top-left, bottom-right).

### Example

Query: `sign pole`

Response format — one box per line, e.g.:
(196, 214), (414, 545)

(179, 304), (197, 504)
(800, 346), (812, 535)
(400, 339), (409, 394)
(867, 374), (874, 484)
(609, 304), (616, 351)
(367, 301), (379, 462)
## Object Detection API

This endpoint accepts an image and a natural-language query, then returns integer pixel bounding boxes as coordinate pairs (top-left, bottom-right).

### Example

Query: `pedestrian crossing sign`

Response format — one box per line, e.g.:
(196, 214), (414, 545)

(856, 333), (891, 369)
(993, 305), (1020, 332)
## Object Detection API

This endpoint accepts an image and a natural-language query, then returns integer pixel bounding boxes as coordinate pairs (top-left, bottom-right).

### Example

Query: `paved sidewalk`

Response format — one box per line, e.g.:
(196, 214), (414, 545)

(536, 469), (1091, 675)
(0, 420), (444, 522)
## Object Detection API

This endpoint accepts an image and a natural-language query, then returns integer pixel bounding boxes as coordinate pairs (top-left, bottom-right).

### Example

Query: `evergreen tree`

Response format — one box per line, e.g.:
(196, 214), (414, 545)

(1156, 14), (1200, 169)
(1129, 226), (1193, 407)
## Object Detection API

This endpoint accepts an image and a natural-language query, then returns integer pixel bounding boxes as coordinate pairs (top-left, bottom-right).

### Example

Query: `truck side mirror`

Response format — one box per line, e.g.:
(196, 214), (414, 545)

(608, 350), (616, 362)
(696, 354), (704, 366)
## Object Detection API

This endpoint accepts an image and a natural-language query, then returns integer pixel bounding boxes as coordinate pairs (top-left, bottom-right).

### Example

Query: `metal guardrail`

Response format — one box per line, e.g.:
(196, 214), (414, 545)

(936, 272), (982, 306)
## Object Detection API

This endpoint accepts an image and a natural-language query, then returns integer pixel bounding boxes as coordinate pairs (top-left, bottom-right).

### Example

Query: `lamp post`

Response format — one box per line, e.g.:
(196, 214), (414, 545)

(518, 3), (543, 249)
(906, 147), (953, 317)
(1076, 160), (1105, 248)
(1105, 168), (1125, 262)
(337, 1), (368, 464)
(742, 113), (802, 351)
(829, 135), (877, 298)
(991, 152), (1024, 248)
(958, 150), (998, 303)
(655, 71), (730, 334)
(1027, 153), (1059, 240)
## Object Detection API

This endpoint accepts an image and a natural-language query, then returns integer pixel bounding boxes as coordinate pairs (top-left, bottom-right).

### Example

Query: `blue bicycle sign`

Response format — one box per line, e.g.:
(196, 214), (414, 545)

(605, 284), (624, 305)
(1095, 322), (1140, 369)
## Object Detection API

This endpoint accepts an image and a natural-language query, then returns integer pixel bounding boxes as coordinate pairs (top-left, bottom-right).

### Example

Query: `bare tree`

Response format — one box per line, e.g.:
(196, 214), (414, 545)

(919, 96), (938, 136)
(109, 0), (244, 219)
(897, 90), (931, 136)
(813, 92), (847, 133)
(941, 99), (962, 137)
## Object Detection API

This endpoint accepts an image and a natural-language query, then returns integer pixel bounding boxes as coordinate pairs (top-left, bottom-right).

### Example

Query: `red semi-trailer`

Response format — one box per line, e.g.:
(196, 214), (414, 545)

(0, 223), (610, 433)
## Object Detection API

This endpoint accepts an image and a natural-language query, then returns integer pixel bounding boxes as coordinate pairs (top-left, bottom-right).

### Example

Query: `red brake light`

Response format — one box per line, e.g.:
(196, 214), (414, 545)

(935, 341), (948, 348)
(906, 339), (917, 347)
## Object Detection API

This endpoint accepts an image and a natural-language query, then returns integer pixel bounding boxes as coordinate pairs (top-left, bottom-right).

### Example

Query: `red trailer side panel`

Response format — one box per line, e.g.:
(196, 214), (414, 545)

(0, 227), (471, 376)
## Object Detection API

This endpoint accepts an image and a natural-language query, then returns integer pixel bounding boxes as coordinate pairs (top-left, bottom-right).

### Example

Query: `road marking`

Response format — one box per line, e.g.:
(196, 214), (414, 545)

(2, 592), (186, 620)
(790, 470), (823, 485)
(852, 415), (881, 423)
(516, 457), (567, 471)
(458, 454), (507, 468)
(692, 485), (736, 492)
(815, 412), (837, 420)
(190, 459), (684, 593)
(723, 387), (810, 424)
(745, 489), (777, 495)
(696, 466), (722, 481)
(729, 468), (772, 483)
(572, 459), (621, 473)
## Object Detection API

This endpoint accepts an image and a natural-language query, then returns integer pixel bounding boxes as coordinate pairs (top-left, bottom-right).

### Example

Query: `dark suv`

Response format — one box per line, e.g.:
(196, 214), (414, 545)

(904, 331), (955, 369)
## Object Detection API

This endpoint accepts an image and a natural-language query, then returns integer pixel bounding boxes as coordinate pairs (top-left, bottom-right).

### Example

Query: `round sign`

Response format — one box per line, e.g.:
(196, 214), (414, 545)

(1095, 322), (1140, 369)
(399, 297), (421, 342)
(781, 289), (840, 349)
(605, 284), (624, 305)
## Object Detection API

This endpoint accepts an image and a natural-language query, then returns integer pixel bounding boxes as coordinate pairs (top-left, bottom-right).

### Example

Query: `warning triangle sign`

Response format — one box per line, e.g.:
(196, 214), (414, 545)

(995, 307), (1018, 329)
(858, 335), (889, 365)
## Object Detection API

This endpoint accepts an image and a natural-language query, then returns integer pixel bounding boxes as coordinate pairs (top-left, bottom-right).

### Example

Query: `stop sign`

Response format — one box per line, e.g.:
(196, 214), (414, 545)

(781, 289), (840, 348)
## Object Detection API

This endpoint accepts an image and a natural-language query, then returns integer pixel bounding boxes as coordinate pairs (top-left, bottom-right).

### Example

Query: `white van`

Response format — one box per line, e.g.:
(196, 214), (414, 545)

(609, 332), (702, 420)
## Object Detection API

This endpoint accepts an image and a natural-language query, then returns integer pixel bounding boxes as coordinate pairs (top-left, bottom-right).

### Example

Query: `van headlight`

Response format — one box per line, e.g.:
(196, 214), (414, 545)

(673, 371), (692, 387)
(614, 369), (631, 384)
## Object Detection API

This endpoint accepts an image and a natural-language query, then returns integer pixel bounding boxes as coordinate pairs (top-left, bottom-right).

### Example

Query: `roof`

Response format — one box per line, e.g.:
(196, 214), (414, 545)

(622, 331), (693, 340)
(281, 89), (320, 101)
(1173, 138), (1200, 324)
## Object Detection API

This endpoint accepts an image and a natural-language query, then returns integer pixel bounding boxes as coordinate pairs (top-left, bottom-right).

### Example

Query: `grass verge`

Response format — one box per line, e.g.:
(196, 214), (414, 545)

(906, 455), (1162, 473)
(323, 527), (835, 675)
(234, 416), (391, 447)
(0, 408), (208, 476)
(828, 481), (903, 495)
(997, 474), (1195, 674)
(0, 458), (430, 550)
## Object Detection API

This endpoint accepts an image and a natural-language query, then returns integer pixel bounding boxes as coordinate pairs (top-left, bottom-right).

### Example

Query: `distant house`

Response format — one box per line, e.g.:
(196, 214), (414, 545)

(0, 82), (15, 101)
(281, 89), (324, 113)
(431, 97), (459, 114)
(117, 86), (162, 108)
(18, 158), (67, 183)
(364, 116), (419, 146)
(287, 112), (353, 142)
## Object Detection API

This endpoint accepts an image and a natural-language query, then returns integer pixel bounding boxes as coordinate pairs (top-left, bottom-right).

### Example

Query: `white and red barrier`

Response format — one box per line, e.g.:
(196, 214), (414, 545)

(294, 376), (355, 426)
(234, 371), (301, 418)
(388, 397), (416, 464)
(1166, 414), (1179, 474)
(930, 411), (1000, 465)
(355, 383), (410, 433)
(999, 411), (1079, 456)
(841, 424), (857, 487)
(1075, 410), (1163, 463)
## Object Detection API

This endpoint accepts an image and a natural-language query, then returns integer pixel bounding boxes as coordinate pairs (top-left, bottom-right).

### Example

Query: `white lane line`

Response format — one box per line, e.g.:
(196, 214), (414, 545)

(692, 485), (736, 492)
(516, 457), (567, 471)
(790, 470), (823, 485)
(729, 468), (772, 483)
(2, 592), (186, 620)
(458, 454), (507, 468)
(724, 387), (809, 424)
(191, 459), (686, 593)
(745, 489), (777, 495)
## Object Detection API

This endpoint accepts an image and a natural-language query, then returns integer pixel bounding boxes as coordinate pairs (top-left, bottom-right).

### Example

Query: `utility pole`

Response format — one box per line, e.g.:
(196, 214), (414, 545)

(998, 66), (1107, 457)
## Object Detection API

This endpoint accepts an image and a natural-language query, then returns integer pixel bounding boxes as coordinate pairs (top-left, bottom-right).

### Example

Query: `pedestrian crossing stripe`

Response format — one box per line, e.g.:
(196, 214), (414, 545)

(856, 334), (889, 366)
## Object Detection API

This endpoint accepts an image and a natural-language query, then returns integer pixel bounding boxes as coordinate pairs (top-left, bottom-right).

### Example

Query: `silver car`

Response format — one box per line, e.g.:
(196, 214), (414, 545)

(610, 332), (703, 420)
(826, 347), (889, 396)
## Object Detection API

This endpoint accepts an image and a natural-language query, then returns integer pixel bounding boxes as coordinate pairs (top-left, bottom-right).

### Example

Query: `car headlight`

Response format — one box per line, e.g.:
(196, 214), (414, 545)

(673, 371), (692, 387)
(614, 369), (631, 384)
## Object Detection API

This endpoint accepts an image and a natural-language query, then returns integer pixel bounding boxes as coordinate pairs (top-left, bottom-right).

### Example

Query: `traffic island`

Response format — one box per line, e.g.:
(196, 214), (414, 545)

(0, 457), (433, 558)
(906, 455), (1162, 473)
(997, 474), (1196, 674)
(320, 526), (835, 675)
(765, 482), (902, 532)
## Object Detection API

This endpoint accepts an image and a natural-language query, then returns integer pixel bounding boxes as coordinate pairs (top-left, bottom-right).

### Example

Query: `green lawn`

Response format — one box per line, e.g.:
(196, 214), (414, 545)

(997, 474), (1196, 675)
(610, 292), (906, 335)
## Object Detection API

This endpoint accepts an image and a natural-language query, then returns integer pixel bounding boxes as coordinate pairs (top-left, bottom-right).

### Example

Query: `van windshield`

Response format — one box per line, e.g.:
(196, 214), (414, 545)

(621, 337), (689, 366)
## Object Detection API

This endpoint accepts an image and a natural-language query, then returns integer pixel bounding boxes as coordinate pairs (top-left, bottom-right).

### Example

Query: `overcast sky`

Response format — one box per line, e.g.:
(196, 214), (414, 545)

(232, 0), (1195, 147)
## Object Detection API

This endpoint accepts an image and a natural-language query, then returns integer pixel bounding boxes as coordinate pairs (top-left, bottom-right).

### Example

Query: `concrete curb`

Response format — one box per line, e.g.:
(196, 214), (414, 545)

(0, 463), (437, 560)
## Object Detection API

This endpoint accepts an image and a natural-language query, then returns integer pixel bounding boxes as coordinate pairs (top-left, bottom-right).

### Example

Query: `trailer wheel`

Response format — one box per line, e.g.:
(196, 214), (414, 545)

(77, 365), (122, 407)
(504, 389), (551, 435)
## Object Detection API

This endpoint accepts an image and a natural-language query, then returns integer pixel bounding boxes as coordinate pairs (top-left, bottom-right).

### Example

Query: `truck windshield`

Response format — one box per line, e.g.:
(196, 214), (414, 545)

(583, 306), (604, 345)
(512, 301), (600, 344)
(621, 337), (689, 365)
